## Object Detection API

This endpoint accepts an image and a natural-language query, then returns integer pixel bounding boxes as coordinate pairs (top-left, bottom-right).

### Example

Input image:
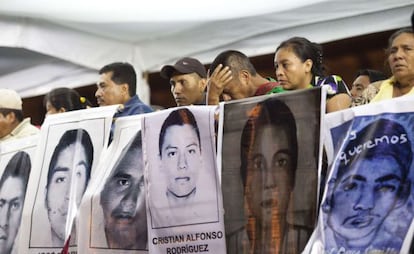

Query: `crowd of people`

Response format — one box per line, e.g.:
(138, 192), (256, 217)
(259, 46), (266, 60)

(0, 12), (412, 254)
(1, 25), (413, 144)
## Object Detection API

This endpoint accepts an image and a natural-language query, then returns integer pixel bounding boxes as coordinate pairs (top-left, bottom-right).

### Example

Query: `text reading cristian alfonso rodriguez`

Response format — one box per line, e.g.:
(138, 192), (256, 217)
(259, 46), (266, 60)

(153, 231), (224, 253)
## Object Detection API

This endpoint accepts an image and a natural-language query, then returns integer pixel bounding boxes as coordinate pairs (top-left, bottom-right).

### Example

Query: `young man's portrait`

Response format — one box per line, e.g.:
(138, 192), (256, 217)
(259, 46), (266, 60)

(44, 129), (93, 247)
(0, 151), (31, 254)
(145, 107), (219, 228)
(321, 118), (413, 252)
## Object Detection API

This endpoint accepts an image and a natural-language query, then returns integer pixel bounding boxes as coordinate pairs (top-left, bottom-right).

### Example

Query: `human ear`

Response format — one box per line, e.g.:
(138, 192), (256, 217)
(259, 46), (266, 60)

(44, 187), (50, 211)
(158, 154), (164, 171)
(5, 112), (16, 122)
(121, 83), (129, 95)
(199, 78), (207, 92)
(322, 178), (336, 213)
(239, 70), (251, 86)
(304, 59), (313, 74)
(395, 181), (411, 209)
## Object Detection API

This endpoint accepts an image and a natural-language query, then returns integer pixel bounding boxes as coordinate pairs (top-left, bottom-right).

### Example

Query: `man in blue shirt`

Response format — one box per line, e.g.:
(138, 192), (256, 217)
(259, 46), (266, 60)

(96, 62), (153, 140)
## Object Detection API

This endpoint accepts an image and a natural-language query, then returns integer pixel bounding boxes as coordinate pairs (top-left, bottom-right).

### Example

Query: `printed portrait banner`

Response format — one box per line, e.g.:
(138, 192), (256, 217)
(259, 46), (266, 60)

(217, 87), (325, 254)
(0, 136), (38, 254)
(304, 96), (414, 254)
(78, 113), (149, 253)
(143, 106), (226, 254)
(18, 105), (118, 254)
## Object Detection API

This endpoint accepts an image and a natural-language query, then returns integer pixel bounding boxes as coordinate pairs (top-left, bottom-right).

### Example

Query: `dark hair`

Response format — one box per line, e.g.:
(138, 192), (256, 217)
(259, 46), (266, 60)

(387, 28), (414, 55)
(99, 62), (137, 96)
(159, 108), (201, 156)
(412, 10), (414, 30)
(43, 87), (87, 112)
(322, 118), (413, 214)
(0, 151), (31, 194)
(275, 37), (325, 78)
(209, 50), (257, 78)
(47, 129), (94, 189)
(336, 118), (412, 184)
(355, 69), (387, 83)
(0, 108), (24, 122)
(104, 131), (142, 186)
(240, 98), (298, 189)
(111, 131), (142, 174)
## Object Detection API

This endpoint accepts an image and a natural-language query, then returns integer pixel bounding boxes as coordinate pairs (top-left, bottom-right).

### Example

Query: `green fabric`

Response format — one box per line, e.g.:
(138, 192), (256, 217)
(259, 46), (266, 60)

(266, 86), (285, 94)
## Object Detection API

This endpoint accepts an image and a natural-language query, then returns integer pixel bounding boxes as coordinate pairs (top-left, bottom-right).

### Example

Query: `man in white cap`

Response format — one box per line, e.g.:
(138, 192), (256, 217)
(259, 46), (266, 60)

(0, 88), (39, 142)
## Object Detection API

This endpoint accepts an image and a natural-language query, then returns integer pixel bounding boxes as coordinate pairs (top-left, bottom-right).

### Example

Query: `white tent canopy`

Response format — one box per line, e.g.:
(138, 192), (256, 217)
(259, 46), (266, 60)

(0, 0), (413, 102)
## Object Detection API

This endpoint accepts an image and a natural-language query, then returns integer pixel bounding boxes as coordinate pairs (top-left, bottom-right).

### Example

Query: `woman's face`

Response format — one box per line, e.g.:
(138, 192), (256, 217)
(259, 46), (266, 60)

(246, 124), (294, 227)
(388, 32), (414, 84)
(45, 101), (65, 115)
(45, 101), (59, 115)
(274, 46), (313, 90)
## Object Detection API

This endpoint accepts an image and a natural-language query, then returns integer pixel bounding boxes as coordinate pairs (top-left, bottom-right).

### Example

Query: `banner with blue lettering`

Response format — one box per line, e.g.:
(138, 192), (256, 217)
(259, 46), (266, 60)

(0, 136), (38, 254)
(78, 114), (149, 253)
(304, 96), (414, 254)
(217, 88), (325, 254)
(18, 106), (117, 254)
(143, 106), (226, 254)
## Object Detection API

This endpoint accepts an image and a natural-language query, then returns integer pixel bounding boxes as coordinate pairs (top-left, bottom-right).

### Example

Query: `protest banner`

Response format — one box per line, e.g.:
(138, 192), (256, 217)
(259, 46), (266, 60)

(217, 88), (325, 253)
(78, 113), (149, 253)
(143, 106), (226, 254)
(304, 96), (414, 254)
(18, 106), (117, 254)
(0, 136), (38, 254)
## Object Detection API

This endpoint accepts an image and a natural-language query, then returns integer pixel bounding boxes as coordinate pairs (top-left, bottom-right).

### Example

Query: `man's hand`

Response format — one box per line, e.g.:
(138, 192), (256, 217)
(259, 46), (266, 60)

(206, 64), (232, 105)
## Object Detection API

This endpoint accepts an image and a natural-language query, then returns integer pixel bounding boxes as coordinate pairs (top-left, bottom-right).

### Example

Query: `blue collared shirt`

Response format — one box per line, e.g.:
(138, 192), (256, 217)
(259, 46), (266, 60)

(110, 95), (153, 143)
(114, 94), (153, 118)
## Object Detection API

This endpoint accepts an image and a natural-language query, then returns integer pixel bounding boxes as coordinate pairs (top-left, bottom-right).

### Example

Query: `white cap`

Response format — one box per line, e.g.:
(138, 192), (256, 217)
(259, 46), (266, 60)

(0, 89), (22, 110)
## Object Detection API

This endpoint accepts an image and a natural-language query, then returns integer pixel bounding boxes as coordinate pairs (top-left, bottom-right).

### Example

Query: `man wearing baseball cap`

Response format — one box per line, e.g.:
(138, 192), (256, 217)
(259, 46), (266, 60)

(160, 57), (207, 106)
(0, 88), (39, 142)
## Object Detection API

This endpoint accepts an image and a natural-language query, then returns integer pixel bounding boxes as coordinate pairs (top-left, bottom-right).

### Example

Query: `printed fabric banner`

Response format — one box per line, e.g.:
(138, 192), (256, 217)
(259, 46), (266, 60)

(18, 106), (117, 254)
(0, 136), (38, 254)
(143, 106), (226, 254)
(218, 88), (325, 254)
(304, 96), (414, 254)
(78, 114), (149, 253)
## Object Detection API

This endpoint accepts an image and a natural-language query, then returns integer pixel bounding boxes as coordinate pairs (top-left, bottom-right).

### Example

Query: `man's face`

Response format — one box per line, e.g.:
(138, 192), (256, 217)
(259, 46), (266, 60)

(388, 32), (414, 82)
(328, 156), (403, 246)
(95, 72), (128, 106)
(0, 112), (14, 139)
(0, 177), (25, 254)
(100, 147), (147, 249)
(222, 75), (249, 101)
(350, 75), (371, 98)
(170, 73), (205, 106)
(246, 125), (293, 228)
(161, 124), (202, 198)
(46, 144), (88, 242)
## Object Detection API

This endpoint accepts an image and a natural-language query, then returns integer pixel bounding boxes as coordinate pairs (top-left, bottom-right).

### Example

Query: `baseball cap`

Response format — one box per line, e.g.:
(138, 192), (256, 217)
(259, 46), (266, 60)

(160, 57), (207, 79)
(0, 88), (22, 110)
